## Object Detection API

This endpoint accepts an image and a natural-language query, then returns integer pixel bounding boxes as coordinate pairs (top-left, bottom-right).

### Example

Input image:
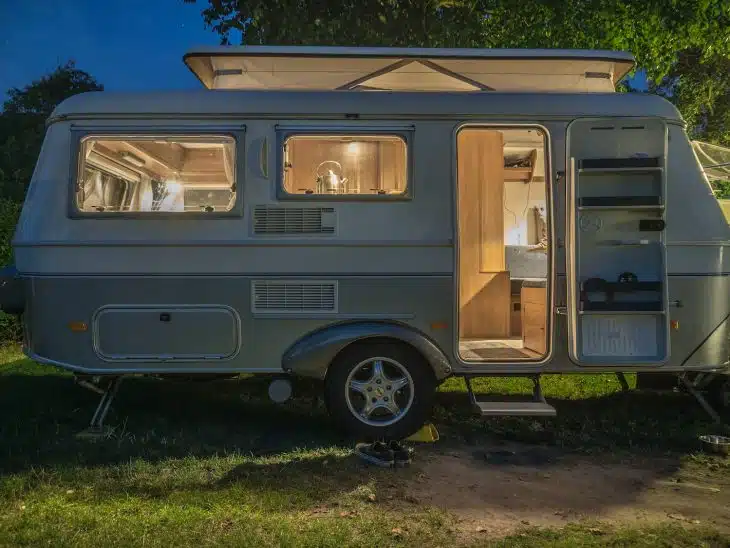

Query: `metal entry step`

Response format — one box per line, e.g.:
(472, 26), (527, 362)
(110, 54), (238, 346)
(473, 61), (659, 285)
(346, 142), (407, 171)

(473, 400), (556, 417)
(463, 375), (557, 418)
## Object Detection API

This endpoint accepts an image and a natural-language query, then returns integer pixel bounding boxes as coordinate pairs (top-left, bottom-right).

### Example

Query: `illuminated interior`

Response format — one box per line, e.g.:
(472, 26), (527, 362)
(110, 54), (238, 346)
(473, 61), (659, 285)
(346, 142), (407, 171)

(282, 135), (407, 195)
(77, 136), (236, 213)
(457, 128), (549, 361)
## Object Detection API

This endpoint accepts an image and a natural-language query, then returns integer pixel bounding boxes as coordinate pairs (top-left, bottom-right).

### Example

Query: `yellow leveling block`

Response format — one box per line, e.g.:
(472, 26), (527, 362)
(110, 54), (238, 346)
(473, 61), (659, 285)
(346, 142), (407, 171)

(406, 423), (440, 443)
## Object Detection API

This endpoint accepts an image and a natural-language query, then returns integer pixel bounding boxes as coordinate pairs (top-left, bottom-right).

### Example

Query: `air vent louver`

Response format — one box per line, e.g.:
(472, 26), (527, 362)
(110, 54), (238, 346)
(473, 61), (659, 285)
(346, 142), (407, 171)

(251, 280), (338, 313)
(253, 206), (336, 235)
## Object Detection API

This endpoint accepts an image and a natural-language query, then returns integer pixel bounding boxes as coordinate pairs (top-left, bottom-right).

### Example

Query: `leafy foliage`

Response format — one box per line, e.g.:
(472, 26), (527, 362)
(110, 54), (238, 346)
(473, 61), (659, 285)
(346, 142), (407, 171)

(0, 199), (21, 267)
(2, 60), (103, 117)
(198, 0), (488, 48)
(713, 179), (730, 200)
(0, 61), (102, 202)
(0, 199), (22, 342)
(651, 49), (730, 145)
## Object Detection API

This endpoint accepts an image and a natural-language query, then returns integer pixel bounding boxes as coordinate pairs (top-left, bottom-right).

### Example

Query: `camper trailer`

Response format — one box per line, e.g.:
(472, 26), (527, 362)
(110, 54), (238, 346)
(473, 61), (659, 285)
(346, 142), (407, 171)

(2, 46), (729, 438)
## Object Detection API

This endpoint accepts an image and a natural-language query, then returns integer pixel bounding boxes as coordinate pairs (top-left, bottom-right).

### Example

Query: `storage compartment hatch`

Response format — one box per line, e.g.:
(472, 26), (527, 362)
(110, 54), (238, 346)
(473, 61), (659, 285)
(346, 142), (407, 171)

(93, 305), (241, 361)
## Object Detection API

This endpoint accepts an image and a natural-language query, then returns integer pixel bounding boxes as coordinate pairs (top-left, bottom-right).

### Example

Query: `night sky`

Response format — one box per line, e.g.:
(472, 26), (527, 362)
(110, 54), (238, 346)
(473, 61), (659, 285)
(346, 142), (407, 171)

(0, 0), (230, 99)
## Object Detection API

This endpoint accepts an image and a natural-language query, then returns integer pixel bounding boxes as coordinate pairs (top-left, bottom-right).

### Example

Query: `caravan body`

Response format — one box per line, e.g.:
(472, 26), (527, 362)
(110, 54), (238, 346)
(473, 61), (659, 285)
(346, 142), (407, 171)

(4, 47), (729, 438)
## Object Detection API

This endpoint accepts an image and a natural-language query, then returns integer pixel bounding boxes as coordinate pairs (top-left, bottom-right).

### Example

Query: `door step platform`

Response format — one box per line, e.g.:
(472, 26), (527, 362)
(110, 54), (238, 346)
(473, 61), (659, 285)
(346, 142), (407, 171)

(463, 375), (557, 418)
(473, 400), (556, 417)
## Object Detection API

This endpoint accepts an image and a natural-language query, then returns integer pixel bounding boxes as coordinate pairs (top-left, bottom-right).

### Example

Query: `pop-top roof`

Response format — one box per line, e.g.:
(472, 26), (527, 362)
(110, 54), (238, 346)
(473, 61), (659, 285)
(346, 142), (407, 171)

(183, 46), (635, 93)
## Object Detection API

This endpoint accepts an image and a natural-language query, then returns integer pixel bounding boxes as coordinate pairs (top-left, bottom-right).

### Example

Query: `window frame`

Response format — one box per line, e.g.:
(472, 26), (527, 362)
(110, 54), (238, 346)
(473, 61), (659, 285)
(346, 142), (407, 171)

(68, 126), (246, 219)
(275, 125), (414, 201)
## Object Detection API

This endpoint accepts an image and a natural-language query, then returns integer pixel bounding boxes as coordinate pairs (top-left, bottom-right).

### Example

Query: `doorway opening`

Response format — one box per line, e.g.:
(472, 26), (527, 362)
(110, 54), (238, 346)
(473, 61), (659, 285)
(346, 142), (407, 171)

(456, 126), (551, 361)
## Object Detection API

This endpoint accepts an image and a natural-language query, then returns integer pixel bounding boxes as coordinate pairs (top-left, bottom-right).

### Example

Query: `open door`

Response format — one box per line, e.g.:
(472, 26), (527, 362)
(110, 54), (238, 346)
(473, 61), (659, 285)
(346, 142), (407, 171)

(457, 127), (550, 362)
(566, 117), (670, 365)
(458, 129), (511, 340)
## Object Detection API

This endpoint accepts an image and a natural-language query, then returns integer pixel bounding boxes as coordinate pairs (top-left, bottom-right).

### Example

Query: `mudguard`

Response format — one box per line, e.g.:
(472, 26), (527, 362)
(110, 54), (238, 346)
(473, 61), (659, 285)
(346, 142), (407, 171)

(281, 321), (452, 381)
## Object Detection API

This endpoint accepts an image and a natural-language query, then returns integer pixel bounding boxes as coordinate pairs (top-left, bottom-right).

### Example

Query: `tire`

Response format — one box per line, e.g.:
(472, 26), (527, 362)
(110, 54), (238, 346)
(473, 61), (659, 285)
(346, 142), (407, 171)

(324, 340), (437, 441)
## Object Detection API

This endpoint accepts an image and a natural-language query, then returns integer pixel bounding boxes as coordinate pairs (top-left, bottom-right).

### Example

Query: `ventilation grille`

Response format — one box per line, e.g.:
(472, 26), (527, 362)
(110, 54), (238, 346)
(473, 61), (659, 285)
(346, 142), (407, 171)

(253, 206), (336, 235)
(251, 280), (338, 313)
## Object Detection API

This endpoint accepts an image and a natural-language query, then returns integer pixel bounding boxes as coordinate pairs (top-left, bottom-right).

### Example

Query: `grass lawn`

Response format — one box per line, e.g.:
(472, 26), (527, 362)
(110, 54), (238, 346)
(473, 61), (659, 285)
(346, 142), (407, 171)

(1, 345), (729, 547)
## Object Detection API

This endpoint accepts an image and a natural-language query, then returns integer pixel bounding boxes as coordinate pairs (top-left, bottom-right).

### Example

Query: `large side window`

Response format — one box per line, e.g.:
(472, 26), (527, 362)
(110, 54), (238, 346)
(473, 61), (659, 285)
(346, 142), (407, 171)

(76, 135), (236, 213)
(282, 134), (407, 196)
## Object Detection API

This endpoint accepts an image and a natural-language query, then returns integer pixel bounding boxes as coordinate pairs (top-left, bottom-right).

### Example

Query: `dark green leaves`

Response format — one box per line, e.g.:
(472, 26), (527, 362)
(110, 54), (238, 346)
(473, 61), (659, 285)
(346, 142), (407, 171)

(0, 61), (102, 202)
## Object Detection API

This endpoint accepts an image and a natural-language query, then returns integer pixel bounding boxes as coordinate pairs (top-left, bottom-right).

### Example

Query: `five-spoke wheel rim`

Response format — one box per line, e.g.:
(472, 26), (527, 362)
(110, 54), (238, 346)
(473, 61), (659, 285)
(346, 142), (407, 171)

(344, 357), (414, 427)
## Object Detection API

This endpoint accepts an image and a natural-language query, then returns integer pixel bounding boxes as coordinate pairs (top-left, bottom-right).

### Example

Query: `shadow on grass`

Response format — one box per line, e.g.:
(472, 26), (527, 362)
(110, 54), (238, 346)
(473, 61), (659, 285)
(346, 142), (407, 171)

(432, 388), (728, 455)
(0, 360), (346, 473)
(0, 359), (726, 478)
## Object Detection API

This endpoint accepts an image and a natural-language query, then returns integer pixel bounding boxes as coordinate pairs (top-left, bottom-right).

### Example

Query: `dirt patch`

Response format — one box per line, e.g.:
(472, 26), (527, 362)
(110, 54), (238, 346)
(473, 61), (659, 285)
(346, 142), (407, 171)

(401, 442), (730, 538)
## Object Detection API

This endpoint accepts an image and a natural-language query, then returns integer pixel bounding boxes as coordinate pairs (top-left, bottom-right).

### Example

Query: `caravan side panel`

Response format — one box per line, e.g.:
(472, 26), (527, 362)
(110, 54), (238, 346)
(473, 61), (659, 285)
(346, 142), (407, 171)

(16, 118), (457, 375)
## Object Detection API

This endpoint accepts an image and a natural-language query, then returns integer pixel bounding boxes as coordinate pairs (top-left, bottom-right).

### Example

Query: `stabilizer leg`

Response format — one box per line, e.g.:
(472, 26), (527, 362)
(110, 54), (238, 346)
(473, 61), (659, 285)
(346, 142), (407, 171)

(75, 376), (123, 439)
(679, 372), (723, 425)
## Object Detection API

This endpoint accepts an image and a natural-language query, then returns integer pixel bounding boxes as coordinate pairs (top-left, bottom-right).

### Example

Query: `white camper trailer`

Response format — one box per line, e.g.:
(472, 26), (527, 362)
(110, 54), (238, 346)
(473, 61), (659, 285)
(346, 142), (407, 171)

(2, 46), (729, 438)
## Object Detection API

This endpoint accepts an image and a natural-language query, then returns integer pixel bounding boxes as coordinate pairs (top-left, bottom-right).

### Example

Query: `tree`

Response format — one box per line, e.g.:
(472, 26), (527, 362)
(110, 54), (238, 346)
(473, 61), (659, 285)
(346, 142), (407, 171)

(2, 60), (103, 117)
(197, 1), (488, 48)
(651, 50), (730, 145)
(0, 61), (102, 202)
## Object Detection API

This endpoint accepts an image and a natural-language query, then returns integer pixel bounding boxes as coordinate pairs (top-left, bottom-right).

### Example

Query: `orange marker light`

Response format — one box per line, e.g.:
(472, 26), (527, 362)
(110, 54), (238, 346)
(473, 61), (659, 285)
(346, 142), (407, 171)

(69, 321), (88, 332)
(430, 322), (448, 330)
(670, 320), (679, 330)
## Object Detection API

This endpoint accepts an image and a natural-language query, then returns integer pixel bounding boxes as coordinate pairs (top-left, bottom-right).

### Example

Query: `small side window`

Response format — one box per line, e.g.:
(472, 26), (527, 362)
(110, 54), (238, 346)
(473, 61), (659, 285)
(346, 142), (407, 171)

(282, 134), (407, 196)
(76, 135), (236, 213)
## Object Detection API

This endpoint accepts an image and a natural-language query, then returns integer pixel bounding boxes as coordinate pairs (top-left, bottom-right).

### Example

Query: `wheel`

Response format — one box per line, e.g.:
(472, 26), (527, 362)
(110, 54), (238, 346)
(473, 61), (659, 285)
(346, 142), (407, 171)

(324, 340), (436, 441)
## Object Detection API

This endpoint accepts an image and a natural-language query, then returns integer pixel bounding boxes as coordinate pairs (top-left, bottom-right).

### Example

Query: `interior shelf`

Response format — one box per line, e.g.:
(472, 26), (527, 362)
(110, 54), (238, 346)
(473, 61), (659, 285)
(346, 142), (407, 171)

(582, 280), (662, 292)
(579, 157), (661, 169)
(579, 309), (666, 315)
(580, 301), (664, 312)
(578, 196), (663, 208)
(578, 167), (663, 175)
(595, 239), (658, 246)
(580, 279), (663, 312)
(579, 205), (665, 212)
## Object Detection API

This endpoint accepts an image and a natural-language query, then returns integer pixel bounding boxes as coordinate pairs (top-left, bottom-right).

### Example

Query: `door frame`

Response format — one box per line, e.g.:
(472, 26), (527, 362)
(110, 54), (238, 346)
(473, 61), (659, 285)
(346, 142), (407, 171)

(451, 122), (557, 368)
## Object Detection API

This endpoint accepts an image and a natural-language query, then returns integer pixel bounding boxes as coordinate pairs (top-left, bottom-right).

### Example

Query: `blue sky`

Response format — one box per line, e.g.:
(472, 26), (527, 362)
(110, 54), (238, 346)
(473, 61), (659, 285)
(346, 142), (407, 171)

(0, 1), (645, 100)
(0, 0), (227, 99)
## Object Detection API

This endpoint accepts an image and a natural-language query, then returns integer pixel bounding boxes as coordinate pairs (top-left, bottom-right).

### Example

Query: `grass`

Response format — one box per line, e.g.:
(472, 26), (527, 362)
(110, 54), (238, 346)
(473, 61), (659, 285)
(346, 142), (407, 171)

(491, 523), (730, 547)
(1, 345), (729, 547)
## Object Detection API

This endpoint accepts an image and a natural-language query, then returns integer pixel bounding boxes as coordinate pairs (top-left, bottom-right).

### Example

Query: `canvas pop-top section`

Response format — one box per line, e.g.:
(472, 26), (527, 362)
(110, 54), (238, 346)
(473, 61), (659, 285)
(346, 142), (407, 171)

(184, 46), (635, 92)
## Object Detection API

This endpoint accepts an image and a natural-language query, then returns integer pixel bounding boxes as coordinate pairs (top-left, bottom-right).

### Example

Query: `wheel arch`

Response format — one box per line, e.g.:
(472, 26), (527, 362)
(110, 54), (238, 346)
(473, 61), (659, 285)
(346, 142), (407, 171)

(281, 320), (452, 382)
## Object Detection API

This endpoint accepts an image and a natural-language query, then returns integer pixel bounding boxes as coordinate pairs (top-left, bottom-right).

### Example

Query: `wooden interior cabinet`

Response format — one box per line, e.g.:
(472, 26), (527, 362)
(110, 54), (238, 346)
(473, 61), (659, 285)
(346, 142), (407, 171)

(510, 293), (522, 337)
(521, 285), (547, 354)
(457, 129), (511, 339)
